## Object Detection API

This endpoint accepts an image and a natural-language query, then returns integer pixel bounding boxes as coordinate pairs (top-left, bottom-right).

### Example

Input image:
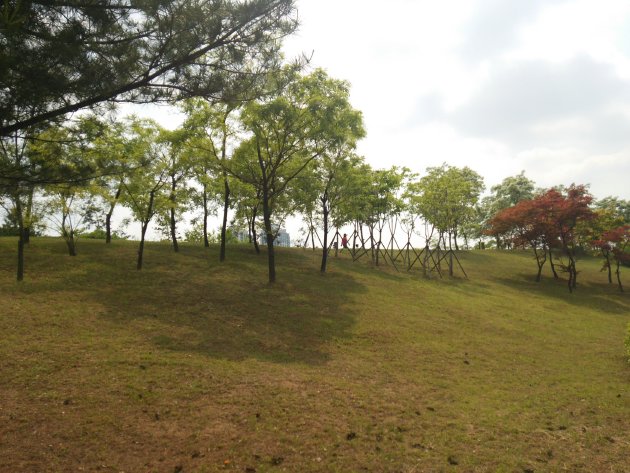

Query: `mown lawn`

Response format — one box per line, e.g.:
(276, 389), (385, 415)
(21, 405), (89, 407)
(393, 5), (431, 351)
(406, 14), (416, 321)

(1, 237), (629, 472)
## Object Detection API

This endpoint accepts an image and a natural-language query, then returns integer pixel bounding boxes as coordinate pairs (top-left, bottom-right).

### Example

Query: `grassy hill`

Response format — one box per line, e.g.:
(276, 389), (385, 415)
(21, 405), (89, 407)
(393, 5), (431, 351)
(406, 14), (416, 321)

(1, 237), (628, 472)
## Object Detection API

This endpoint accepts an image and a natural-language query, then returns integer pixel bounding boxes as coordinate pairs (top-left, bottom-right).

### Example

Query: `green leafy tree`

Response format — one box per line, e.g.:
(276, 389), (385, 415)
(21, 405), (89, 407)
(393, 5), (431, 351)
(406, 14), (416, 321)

(411, 164), (484, 251)
(183, 100), (241, 259)
(31, 122), (104, 256)
(308, 142), (365, 272)
(232, 69), (364, 282)
(120, 120), (169, 270)
(594, 196), (630, 225)
(231, 177), (263, 253)
(1, 0), (297, 136)
(87, 117), (150, 244)
(153, 128), (194, 252)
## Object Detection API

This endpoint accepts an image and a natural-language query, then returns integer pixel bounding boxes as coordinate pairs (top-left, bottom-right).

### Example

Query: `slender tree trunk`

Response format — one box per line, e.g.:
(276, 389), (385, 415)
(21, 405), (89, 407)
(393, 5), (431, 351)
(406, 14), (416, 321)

(257, 142), (275, 283)
(320, 196), (329, 273)
(105, 184), (123, 244)
(15, 194), (24, 281)
(370, 225), (376, 264)
(23, 187), (33, 244)
(604, 252), (612, 284)
(137, 189), (156, 270)
(453, 229), (460, 251)
(310, 218), (316, 251)
(17, 230), (25, 281)
(423, 244), (429, 277)
(615, 260), (624, 292)
(202, 185), (210, 248)
(61, 211), (77, 256)
(66, 230), (77, 257)
(376, 223), (384, 266)
(246, 216), (253, 243)
(137, 222), (148, 270)
(534, 247), (547, 282)
(548, 247), (559, 279)
(360, 224), (365, 249)
(262, 198), (275, 283)
(567, 259), (575, 293)
(220, 173), (230, 262)
(251, 205), (260, 254)
(169, 177), (179, 252)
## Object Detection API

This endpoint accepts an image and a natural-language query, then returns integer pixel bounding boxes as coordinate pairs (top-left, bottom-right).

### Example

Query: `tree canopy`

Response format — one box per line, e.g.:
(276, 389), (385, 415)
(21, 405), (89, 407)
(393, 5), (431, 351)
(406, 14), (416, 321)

(0, 0), (297, 136)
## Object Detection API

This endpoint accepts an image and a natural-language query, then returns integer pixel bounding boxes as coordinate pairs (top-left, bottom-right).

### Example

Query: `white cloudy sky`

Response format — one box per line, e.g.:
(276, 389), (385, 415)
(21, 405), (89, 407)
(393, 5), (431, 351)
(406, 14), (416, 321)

(281, 0), (630, 199)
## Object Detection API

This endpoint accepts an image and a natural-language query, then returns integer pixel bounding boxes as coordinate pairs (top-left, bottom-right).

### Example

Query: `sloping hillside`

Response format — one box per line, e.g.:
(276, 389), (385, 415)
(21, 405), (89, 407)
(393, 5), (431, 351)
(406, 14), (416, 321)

(1, 238), (628, 472)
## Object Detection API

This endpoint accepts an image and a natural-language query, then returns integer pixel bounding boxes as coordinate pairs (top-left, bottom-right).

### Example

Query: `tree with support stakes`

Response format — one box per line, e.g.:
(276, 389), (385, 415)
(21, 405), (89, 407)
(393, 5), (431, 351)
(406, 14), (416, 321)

(231, 69), (364, 283)
(313, 151), (366, 273)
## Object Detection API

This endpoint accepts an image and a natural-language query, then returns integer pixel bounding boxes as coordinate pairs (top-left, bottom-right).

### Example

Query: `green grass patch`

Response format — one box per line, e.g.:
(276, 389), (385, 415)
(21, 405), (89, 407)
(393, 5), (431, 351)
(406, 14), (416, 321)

(1, 237), (629, 472)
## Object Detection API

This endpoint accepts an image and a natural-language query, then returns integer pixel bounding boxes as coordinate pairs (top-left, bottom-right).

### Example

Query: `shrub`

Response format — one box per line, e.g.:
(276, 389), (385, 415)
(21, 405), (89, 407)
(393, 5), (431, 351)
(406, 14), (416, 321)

(81, 229), (128, 240)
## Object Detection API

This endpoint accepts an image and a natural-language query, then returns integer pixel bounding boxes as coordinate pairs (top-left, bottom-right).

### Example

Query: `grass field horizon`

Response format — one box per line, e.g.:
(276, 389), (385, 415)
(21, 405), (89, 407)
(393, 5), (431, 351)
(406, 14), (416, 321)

(1, 237), (629, 472)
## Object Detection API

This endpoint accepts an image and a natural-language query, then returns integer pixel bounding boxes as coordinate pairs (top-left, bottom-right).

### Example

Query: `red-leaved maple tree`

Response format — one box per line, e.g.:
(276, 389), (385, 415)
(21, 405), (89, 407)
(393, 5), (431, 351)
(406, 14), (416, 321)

(488, 184), (594, 291)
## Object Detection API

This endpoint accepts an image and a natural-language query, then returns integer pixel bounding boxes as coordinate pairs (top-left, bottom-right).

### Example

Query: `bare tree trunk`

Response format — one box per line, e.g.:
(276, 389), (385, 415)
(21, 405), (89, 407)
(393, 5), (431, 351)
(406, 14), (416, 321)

(105, 182), (123, 244)
(615, 260), (624, 292)
(320, 195), (329, 273)
(262, 199), (275, 283)
(220, 173), (230, 262)
(15, 194), (24, 281)
(137, 223), (148, 270)
(548, 246), (559, 279)
(310, 218), (316, 251)
(137, 189), (156, 270)
(251, 205), (260, 254)
(360, 224), (365, 249)
(534, 247), (546, 282)
(423, 244), (429, 277)
(570, 256), (577, 291)
(169, 177), (179, 252)
(370, 225), (376, 264)
(202, 184), (210, 248)
(61, 211), (77, 256)
(258, 141), (276, 283)
(23, 187), (33, 244)
(604, 252), (613, 284)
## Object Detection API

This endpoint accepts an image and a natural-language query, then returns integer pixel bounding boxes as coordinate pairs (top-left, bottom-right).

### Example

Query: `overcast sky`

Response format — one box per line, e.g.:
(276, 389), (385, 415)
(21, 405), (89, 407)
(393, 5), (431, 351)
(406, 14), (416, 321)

(281, 0), (630, 199)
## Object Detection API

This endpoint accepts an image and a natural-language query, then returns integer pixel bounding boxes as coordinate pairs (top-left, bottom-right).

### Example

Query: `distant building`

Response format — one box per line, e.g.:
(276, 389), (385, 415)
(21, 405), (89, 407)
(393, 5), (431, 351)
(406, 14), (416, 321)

(233, 229), (249, 243)
(259, 228), (291, 247)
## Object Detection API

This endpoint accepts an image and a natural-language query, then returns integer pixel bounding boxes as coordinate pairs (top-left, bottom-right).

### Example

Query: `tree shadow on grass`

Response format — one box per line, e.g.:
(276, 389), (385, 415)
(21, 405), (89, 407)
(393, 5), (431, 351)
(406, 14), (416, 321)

(84, 246), (368, 366)
(490, 272), (630, 316)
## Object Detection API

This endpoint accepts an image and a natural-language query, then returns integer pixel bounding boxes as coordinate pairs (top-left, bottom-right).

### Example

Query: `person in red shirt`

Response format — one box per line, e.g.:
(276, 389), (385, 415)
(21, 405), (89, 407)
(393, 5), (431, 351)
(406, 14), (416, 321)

(341, 233), (349, 251)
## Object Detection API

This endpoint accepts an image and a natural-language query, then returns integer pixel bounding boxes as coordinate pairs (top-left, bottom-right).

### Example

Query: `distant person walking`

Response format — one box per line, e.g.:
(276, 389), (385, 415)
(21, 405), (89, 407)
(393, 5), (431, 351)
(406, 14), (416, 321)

(341, 233), (349, 252)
